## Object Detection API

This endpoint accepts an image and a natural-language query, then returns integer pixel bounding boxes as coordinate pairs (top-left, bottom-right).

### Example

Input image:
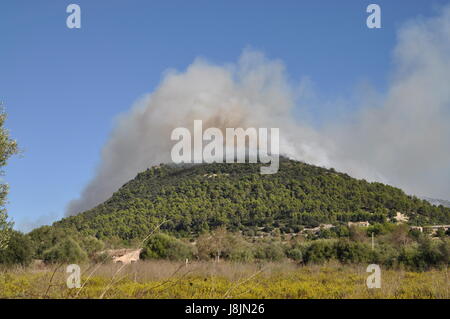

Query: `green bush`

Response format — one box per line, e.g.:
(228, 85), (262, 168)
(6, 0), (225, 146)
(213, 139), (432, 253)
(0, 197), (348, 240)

(303, 240), (336, 264)
(397, 239), (449, 270)
(416, 238), (449, 269)
(438, 239), (449, 264)
(80, 236), (105, 257)
(227, 245), (255, 262)
(226, 239), (255, 262)
(398, 245), (420, 268)
(286, 247), (303, 262)
(333, 225), (350, 238)
(334, 240), (370, 264)
(0, 231), (34, 266)
(370, 244), (400, 267)
(43, 238), (87, 264)
(28, 226), (74, 258)
(254, 241), (285, 261)
(140, 233), (193, 261)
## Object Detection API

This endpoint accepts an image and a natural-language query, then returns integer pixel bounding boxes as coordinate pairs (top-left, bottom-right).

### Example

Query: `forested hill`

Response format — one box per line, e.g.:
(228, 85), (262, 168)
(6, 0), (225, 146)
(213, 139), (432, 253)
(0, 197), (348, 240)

(50, 158), (449, 240)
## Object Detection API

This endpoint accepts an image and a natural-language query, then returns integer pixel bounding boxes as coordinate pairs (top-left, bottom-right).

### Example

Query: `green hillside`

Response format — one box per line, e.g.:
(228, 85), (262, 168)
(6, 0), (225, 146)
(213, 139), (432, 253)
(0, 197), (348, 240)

(46, 158), (449, 241)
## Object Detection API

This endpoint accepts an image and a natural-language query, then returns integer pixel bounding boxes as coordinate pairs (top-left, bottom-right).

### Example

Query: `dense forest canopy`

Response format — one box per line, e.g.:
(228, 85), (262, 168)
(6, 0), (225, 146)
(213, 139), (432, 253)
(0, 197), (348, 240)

(38, 158), (449, 242)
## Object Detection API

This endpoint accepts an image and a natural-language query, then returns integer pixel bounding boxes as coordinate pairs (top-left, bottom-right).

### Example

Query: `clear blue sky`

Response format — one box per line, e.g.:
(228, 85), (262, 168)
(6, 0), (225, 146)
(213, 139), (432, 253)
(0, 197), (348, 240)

(1, 0), (448, 231)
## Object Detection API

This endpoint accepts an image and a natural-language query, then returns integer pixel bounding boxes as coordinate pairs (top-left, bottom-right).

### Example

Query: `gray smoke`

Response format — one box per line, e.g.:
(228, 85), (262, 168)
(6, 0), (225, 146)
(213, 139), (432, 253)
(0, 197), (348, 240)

(66, 6), (450, 216)
(66, 50), (327, 215)
(326, 5), (450, 199)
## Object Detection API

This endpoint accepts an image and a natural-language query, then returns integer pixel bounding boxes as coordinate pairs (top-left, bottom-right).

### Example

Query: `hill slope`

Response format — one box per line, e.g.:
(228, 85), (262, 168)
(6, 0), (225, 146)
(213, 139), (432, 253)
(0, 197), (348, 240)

(48, 158), (450, 240)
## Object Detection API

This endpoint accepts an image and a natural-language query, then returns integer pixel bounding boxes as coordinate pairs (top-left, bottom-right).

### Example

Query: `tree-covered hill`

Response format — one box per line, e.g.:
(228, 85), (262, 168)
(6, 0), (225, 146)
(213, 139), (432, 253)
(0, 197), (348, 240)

(41, 158), (449, 241)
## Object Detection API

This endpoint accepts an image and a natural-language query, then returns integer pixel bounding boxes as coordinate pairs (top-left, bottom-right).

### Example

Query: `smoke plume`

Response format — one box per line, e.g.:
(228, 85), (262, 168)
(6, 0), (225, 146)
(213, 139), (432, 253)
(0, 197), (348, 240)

(66, 6), (450, 216)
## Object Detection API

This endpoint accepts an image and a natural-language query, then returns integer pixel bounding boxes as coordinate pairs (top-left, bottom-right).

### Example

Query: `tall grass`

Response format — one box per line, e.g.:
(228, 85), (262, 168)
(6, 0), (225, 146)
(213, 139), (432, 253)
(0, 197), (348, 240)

(0, 261), (448, 299)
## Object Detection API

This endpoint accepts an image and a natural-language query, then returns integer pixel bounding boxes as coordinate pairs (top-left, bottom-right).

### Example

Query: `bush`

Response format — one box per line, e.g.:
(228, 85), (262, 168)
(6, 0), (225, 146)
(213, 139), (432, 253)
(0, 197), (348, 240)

(416, 238), (449, 269)
(43, 238), (87, 264)
(334, 240), (370, 264)
(227, 245), (254, 262)
(140, 233), (193, 261)
(314, 229), (335, 239)
(0, 231), (34, 266)
(333, 225), (350, 238)
(397, 239), (450, 270)
(286, 247), (303, 262)
(370, 244), (400, 267)
(254, 241), (285, 261)
(367, 223), (395, 236)
(303, 240), (336, 264)
(226, 238), (254, 262)
(398, 245), (420, 269)
(28, 226), (73, 258)
(438, 238), (449, 264)
(80, 236), (105, 257)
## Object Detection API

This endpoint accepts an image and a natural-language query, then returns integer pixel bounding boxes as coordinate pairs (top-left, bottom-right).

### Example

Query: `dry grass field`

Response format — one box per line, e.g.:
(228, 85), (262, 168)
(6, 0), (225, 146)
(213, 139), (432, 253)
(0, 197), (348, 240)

(0, 261), (448, 299)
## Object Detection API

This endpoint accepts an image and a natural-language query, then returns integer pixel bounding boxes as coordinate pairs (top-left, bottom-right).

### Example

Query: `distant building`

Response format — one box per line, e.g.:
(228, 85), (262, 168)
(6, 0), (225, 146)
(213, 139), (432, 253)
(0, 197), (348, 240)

(303, 224), (335, 233)
(347, 221), (370, 227)
(410, 225), (449, 235)
(112, 249), (142, 264)
(422, 225), (450, 235)
(410, 226), (423, 232)
(98, 248), (142, 264)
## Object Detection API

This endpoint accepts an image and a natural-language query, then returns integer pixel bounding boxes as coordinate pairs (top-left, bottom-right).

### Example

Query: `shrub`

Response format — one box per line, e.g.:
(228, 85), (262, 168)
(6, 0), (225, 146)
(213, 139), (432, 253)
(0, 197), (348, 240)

(254, 241), (285, 261)
(140, 233), (193, 261)
(227, 245), (254, 262)
(367, 223), (395, 236)
(370, 243), (400, 267)
(417, 238), (442, 268)
(28, 226), (73, 258)
(303, 240), (336, 264)
(334, 240), (370, 264)
(0, 231), (34, 266)
(315, 229), (335, 239)
(226, 237), (255, 262)
(397, 238), (450, 270)
(286, 247), (303, 262)
(43, 238), (87, 264)
(398, 245), (420, 269)
(437, 238), (449, 264)
(333, 225), (350, 238)
(80, 236), (105, 257)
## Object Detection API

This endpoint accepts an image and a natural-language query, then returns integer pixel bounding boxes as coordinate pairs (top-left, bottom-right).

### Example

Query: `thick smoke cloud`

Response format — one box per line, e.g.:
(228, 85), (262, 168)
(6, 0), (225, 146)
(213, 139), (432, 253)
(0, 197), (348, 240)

(66, 51), (327, 215)
(326, 6), (450, 199)
(66, 6), (450, 216)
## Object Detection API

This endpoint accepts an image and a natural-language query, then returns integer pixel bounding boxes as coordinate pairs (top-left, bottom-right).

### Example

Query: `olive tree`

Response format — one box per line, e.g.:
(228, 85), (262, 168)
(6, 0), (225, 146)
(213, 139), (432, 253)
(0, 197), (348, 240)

(0, 107), (19, 250)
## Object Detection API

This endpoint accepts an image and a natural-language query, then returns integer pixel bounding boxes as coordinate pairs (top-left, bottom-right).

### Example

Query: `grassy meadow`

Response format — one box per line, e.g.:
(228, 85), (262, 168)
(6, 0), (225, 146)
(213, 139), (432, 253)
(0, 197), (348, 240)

(0, 261), (448, 299)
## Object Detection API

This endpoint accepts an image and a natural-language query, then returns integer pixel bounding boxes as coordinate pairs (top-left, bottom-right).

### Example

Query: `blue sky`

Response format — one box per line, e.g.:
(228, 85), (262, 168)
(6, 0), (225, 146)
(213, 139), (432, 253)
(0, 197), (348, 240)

(1, 0), (449, 231)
